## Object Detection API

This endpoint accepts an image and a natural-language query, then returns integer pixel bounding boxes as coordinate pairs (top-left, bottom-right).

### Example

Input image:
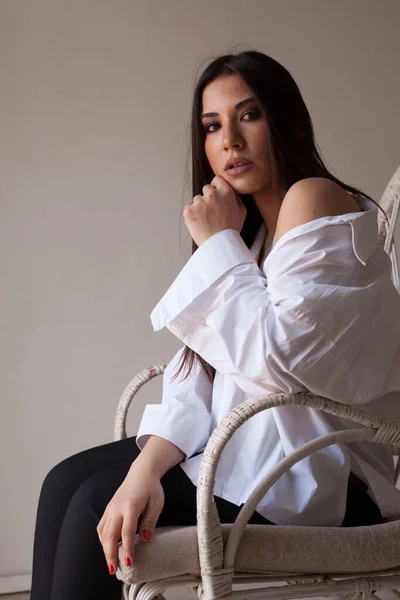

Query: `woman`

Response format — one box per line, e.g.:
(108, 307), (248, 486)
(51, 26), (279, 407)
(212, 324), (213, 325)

(30, 50), (400, 600)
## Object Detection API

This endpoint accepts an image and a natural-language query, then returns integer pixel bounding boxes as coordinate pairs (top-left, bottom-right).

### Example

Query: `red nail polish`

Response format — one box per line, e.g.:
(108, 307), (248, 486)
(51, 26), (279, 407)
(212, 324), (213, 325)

(108, 564), (115, 575)
(125, 556), (132, 566)
(142, 529), (152, 541)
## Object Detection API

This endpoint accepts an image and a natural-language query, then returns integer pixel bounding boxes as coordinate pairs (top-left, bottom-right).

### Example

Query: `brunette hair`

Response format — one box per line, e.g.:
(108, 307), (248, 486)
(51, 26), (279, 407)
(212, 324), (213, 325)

(170, 49), (387, 385)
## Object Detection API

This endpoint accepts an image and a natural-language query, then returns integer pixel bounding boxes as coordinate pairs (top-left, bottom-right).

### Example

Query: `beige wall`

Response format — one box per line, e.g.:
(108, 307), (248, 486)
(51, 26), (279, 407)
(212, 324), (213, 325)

(0, 0), (399, 591)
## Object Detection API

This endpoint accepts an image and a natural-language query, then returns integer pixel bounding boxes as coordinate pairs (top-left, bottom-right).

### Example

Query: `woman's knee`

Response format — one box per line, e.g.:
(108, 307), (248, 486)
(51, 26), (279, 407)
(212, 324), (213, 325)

(38, 447), (103, 513)
(38, 439), (139, 516)
(65, 461), (131, 523)
(41, 450), (86, 493)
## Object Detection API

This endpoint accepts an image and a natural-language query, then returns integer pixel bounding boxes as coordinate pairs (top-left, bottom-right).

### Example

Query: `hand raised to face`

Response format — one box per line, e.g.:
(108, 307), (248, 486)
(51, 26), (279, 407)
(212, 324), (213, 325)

(183, 175), (247, 247)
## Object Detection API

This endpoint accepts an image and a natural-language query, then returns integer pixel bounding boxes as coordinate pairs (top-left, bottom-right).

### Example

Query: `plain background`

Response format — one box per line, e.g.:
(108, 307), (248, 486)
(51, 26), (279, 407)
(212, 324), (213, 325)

(0, 0), (399, 593)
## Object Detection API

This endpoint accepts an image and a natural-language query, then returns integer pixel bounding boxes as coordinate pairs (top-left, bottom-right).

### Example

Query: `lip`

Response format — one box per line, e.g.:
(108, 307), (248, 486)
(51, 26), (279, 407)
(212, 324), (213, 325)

(224, 157), (252, 170)
(225, 163), (253, 176)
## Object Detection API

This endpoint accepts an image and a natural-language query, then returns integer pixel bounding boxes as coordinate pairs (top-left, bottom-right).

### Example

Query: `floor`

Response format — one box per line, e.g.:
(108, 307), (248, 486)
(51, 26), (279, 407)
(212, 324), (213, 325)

(0, 589), (392, 600)
(0, 591), (273, 600)
(1, 582), (284, 599)
(0, 592), (195, 600)
(0, 589), (306, 600)
(0, 591), (195, 600)
(0, 588), (308, 600)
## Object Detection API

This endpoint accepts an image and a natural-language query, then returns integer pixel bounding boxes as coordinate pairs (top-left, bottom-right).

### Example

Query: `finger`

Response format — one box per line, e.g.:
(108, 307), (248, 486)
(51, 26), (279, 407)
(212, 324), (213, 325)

(211, 174), (227, 189)
(96, 509), (107, 534)
(102, 514), (123, 575)
(121, 511), (138, 567)
(138, 497), (163, 543)
(202, 184), (215, 197)
(96, 524), (103, 545)
(96, 514), (107, 561)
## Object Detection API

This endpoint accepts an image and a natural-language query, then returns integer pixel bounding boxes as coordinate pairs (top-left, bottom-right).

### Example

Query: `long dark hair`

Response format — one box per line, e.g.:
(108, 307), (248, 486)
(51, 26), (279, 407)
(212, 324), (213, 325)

(171, 49), (387, 385)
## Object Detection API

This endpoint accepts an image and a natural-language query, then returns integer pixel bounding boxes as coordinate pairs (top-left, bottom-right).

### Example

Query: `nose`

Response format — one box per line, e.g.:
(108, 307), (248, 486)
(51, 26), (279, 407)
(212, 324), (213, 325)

(223, 123), (244, 151)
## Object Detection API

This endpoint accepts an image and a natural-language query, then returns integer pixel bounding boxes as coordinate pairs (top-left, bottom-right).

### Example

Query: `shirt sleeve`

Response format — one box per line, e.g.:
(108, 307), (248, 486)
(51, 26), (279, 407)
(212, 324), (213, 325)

(136, 345), (213, 458)
(150, 212), (399, 405)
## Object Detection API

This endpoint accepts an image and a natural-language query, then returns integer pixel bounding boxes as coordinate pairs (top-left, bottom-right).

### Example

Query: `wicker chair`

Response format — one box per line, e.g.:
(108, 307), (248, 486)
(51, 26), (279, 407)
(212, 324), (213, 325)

(115, 167), (400, 600)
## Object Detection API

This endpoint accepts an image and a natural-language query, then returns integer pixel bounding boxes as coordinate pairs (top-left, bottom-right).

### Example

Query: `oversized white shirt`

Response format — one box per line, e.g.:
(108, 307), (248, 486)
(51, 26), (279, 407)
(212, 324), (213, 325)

(136, 195), (400, 526)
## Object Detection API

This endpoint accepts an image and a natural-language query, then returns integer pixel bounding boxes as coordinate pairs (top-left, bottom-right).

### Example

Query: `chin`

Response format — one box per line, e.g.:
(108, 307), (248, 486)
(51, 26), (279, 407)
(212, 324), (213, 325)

(232, 183), (259, 195)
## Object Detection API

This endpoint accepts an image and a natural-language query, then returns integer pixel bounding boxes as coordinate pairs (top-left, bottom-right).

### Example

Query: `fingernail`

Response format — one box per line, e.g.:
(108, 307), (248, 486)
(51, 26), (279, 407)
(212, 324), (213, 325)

(108, 564), (115, 575)
(125, 556), (132, 566)
(142, 529), (152, 542)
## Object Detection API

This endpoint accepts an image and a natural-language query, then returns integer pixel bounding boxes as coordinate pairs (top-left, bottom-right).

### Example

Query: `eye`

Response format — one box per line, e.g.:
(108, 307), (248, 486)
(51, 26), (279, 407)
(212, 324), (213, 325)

(203, 109), (260, 134)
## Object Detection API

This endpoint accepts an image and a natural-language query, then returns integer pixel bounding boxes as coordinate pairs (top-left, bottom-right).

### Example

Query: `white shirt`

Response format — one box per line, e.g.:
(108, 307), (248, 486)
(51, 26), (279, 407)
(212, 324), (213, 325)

(136, 195), (400, 526)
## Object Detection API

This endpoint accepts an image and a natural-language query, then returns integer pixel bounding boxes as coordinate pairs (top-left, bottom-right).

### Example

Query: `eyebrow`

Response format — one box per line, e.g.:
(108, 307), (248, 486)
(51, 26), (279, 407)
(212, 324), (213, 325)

(201, 96), (257, 119)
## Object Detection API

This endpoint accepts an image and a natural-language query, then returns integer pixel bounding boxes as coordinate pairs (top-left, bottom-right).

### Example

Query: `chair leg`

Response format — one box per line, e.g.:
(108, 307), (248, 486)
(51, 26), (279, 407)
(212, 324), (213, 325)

(121, 582), (165, 600)
(122, 578), (202, 600)
(121, 582), (136, 599)
(122, 582), (138, 599)
(129, 582), (166, 600)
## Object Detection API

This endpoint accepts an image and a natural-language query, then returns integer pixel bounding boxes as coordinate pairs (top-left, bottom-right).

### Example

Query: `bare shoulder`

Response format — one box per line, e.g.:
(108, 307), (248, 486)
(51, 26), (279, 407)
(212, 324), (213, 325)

(274, 177), (361, 244)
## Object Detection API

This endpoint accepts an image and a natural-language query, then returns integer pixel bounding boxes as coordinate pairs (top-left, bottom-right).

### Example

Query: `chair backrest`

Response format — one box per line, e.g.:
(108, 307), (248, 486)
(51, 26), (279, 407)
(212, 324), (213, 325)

(377, 167), (400, 481)
(377, 165), (400, 292)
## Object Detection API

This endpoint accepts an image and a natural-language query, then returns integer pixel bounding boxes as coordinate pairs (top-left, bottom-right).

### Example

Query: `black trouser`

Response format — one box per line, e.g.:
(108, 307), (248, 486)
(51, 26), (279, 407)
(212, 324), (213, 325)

(30, 436), (384, 600)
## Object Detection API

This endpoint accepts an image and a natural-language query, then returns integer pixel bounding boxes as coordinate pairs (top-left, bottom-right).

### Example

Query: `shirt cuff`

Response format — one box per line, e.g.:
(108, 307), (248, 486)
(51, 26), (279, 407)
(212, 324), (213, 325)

(136, 403), (209, 459)
(150, 229), (256, 331)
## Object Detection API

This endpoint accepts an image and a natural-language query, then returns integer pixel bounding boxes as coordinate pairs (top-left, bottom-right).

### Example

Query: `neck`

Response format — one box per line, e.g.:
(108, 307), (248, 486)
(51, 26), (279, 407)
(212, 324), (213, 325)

(251, 183), (285, 235)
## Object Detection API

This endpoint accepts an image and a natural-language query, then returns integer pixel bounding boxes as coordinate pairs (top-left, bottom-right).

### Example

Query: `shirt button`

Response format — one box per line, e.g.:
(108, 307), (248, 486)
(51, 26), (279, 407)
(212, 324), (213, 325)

(172, 322), (181, 331)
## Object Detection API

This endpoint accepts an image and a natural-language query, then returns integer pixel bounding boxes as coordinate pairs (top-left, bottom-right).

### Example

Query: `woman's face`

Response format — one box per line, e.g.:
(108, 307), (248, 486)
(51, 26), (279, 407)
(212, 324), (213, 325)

(201, 73), (272, 195)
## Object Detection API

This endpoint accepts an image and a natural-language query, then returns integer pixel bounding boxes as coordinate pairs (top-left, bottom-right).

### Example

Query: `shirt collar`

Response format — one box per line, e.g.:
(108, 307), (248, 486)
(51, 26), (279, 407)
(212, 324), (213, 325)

(254, 197), (379, 267)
